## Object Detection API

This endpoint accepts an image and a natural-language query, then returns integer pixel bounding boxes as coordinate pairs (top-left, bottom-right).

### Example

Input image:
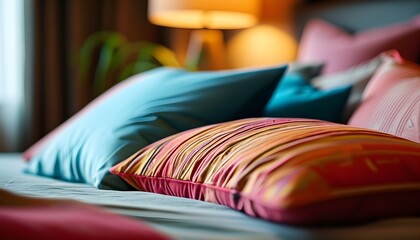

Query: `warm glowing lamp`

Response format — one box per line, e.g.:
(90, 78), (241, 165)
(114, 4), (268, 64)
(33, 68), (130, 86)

(148, 0), (259, 70)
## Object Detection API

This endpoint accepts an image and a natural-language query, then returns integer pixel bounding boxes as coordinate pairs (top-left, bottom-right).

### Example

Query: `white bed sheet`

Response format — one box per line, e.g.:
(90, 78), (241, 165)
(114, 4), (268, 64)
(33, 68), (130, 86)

(1, 153), (420, 240)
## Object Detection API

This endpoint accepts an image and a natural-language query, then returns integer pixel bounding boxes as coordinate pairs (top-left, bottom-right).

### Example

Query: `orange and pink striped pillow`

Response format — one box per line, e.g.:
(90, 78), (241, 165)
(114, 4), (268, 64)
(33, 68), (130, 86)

(349, 50), (420, 143)
(111, 118), (420, 224)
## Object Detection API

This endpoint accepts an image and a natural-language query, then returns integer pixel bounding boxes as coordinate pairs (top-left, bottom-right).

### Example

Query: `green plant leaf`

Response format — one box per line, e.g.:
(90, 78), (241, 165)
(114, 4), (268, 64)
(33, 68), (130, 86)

(79, 31), (119, 83)
(79, 31), (182, 96)
(153, 46), (181, 67)
(93, 33), (127, 94)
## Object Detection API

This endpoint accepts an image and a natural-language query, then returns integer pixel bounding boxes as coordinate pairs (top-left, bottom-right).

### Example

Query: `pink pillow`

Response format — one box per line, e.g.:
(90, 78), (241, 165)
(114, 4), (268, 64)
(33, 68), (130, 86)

(348, 50), (420, 143)
(111, 118), (420, 224)
(297, 16), (420, 74)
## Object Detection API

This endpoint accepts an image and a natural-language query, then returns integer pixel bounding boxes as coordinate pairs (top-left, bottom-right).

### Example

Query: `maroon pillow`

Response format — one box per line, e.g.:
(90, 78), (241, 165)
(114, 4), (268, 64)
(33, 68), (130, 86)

(0, 200), (170, 240)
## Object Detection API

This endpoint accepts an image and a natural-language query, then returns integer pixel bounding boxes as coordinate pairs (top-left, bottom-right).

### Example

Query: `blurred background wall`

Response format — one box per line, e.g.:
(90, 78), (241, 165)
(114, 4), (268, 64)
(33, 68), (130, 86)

(0, 0), (303, 151)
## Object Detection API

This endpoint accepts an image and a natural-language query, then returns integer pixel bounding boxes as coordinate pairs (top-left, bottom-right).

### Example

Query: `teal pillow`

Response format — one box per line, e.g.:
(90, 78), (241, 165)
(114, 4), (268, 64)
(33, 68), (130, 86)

(24, 66), (286, 189)
(264, 73), (351, 122)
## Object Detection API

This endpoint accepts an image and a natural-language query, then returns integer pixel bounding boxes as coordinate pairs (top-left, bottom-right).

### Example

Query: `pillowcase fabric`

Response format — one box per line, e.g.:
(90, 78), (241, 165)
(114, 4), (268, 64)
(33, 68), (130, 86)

(311, 53), (384, 122)
(297, 16), (420, 74)
(24, 66), (286, 189)
(264, 69), (351, 123)
(348, 50), (420, 143)
(111, 118), (420, 225)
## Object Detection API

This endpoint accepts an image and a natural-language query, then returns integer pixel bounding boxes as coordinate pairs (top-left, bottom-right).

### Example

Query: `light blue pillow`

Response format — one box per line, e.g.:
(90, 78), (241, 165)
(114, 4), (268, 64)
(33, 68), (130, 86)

(264, 73), (351, 123)
(25, 66), (286, 189)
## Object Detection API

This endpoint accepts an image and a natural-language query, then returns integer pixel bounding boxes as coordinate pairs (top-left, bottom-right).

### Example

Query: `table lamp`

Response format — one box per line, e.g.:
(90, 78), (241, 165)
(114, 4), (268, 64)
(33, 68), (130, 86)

(148, 0), (259, 70)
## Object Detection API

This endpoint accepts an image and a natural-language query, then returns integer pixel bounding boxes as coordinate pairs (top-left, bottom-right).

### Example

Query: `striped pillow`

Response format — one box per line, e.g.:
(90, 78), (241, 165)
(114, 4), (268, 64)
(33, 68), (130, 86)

(111, 118), (420, 224)
(348, 50), (420, 143)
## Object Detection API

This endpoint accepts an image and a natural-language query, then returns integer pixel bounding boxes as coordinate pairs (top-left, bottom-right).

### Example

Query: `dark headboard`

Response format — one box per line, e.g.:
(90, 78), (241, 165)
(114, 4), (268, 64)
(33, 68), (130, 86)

(293, 0), (420, 39)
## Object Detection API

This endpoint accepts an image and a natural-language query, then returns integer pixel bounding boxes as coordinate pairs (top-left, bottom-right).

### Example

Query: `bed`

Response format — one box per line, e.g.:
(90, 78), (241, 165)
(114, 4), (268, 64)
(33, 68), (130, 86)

(1, 153), (420, 240)
(1, 0), (420, 239)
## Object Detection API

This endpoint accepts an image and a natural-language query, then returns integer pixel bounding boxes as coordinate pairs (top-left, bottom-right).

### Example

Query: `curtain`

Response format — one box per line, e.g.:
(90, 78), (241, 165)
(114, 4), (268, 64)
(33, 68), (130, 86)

(23, 0), (166, 151)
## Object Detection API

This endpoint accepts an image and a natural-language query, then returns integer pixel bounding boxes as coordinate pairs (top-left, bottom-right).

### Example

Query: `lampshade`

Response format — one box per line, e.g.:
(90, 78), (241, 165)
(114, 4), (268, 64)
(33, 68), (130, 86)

(148, 0), (259, 29)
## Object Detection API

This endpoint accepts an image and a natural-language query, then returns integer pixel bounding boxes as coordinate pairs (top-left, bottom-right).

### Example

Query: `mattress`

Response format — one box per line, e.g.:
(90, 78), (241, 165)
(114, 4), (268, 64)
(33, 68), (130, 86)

(1, 153), (420, 240)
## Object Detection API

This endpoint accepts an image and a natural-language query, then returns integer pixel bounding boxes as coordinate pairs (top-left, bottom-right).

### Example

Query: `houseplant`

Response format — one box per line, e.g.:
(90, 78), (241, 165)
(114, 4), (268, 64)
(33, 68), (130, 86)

(79, 31), (181, 96)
